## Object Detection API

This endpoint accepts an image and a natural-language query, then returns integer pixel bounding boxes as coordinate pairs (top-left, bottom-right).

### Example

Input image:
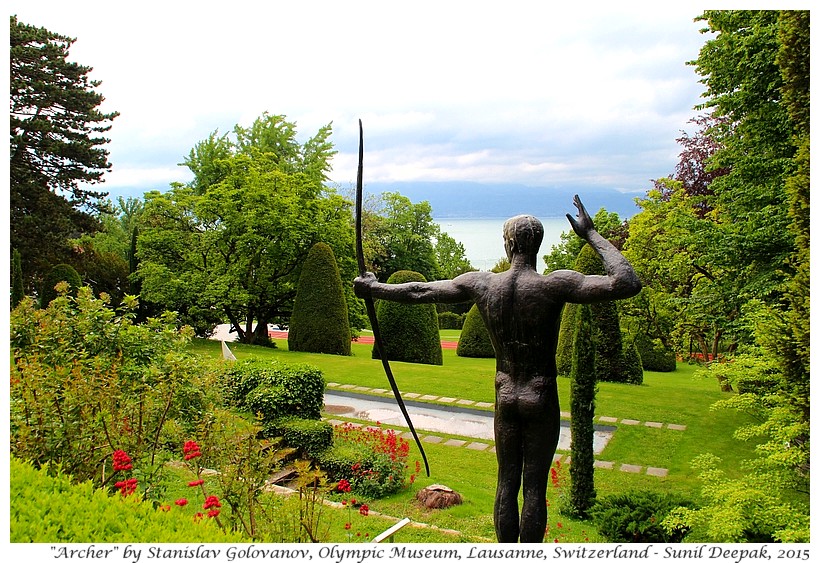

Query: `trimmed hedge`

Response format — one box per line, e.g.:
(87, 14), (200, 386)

(372, 270), (442, 365)
(288, 242), (351, 356)
(622, 335), (644, 385)
(221, 359), (325, 421)
(634, 333), (677, 372)
(437, 311), (465, 330)
(39, 263), (82, 307)
(10, 457), (244, 542)
(456, 304), (495, 358)
(264, 416), (334, 457)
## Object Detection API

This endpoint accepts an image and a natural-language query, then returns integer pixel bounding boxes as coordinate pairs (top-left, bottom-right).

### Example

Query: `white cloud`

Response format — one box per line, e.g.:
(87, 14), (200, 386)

(11, 1), (711, 201)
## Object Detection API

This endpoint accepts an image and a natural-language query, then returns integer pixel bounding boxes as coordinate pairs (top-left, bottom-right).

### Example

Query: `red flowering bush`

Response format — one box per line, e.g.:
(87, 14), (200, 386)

(321, 423), (420, 499)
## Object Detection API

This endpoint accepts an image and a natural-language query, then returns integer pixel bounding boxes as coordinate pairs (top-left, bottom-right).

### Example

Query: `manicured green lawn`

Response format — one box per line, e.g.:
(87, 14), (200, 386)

(189, 335), (761, 542)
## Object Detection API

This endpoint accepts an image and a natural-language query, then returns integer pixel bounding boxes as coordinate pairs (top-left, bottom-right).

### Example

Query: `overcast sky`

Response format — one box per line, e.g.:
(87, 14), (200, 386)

(11, 1), (757, 204)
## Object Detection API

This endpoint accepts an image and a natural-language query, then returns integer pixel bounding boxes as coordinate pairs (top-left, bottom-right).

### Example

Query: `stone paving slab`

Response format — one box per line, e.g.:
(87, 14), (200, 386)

(594, 460), (615, 469)
(403, 392), (421, 399)
(475, 402), (494, 408)
(645, 421), (664, 428)
(646, 467), (669, 477)
(420, 394), (439, 401)
(466, 442), (491, 451)
(437, 397), (457, 403)
(599, 416), (618, 423)
(422, 435), (443, 444)
(443, 439), (467, 448)
(668, 424), (687, 431)
(621, 419), (640, 425)
(457, 399), (475, 406)
(620, 464), (643, 474)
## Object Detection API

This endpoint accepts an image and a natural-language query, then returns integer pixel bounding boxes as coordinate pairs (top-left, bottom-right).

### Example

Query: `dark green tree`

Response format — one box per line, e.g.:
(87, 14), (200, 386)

(10, 16), (118, 289)
(372, 270), (442, 365)
(456, 304), (495, 358)
(39, 263), (82, 307)
(288, 242), (351, 356)
(11, 248), (25, 308)
(568, 304), (596, 518)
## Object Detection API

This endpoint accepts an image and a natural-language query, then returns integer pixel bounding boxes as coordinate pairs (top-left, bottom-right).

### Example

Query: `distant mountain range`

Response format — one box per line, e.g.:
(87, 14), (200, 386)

(366, 181), (644, 219)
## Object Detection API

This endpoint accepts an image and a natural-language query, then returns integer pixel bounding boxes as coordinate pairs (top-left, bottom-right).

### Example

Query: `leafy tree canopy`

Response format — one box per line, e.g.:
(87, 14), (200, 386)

(137, 115), (356, 343)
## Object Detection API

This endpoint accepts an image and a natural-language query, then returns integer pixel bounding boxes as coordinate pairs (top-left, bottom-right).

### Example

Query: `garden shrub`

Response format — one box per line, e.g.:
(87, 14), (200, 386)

(264, 416), (334, 457)
(10, 456), (244, 543)
(10, 288), (211, 485)
(39, 263), (82, 306)
(634, 333), (677, 372)
(288, 242), (351, 356)
(590, 490), (695, 543)
(456, 304), (495, 358)
(437, 311), (465, 329)
(622, 335), (644, 385)
(221, 359), (325, 421)
(317, 423), (420, 499)
(11, 248), (24, 308)
(372, 270), (442, 365)
(555, 300), (579, 377)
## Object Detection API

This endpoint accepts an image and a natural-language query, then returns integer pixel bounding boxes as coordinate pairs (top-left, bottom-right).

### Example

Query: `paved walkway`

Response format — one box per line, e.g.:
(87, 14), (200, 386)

(323, 383), (681, 478)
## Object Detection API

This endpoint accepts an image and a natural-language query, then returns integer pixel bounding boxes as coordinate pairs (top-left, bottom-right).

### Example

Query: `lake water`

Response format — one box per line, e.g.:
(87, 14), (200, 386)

(435, 216), (571, 272)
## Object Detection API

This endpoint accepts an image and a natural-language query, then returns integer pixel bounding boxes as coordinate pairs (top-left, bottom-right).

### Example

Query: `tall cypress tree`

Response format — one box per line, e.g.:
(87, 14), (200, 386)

(569, 304), (596, 518)
(11, 248), (24, 308)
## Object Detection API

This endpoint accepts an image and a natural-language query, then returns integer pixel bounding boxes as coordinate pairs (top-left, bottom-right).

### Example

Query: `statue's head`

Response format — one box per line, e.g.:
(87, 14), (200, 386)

(502, 215), (544, 259)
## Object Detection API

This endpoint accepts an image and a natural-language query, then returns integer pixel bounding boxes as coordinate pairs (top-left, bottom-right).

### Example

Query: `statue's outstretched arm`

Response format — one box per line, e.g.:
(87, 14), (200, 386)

(354, 272), (479, 304)
(558, 195), (641, 303)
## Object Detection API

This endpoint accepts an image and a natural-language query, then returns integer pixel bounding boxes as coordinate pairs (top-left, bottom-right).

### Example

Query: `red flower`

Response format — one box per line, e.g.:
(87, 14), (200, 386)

(344, 522), (352, 530)
(160, 504), (171, 512)
(207, 509), (220, 518)
(188, 479), (205, 487)
(183, 440), (202, 461)
(112, 449), (133, 472)
(359, 504), (370, 516)
(114, 477), (138, 496)
(337, 479), (351, 493)
(175, 498), (189, 506)
(203, 495), (221, 509)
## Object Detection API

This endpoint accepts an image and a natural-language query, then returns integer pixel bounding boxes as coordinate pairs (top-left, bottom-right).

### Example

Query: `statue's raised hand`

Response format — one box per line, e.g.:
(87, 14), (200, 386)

(566, 195), (596, 240)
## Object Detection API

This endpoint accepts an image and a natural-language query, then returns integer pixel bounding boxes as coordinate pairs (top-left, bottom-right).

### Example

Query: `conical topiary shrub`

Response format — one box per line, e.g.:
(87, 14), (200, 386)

(456, 304), (495, 358)
(372, 270), (442, 365)
(288, 242), (351, 355)
(39, 263), (82, 307)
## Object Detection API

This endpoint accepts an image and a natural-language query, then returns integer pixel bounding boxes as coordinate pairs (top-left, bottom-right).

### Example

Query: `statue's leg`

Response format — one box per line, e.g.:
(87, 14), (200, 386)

(493, 414), (523, 542)
(519, 380), (561, 543)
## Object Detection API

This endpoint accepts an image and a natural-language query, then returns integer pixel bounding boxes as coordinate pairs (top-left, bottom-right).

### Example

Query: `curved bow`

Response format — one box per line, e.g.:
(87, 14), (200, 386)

(355, 120), (430, 477)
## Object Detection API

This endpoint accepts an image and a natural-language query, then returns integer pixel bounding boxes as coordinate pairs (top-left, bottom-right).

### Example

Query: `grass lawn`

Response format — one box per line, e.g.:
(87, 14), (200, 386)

(188, 334), (761, 542)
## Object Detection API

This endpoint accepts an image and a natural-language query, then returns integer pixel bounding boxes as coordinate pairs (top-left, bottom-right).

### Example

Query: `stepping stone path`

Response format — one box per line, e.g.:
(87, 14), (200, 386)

(324, 382), (684, 477)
